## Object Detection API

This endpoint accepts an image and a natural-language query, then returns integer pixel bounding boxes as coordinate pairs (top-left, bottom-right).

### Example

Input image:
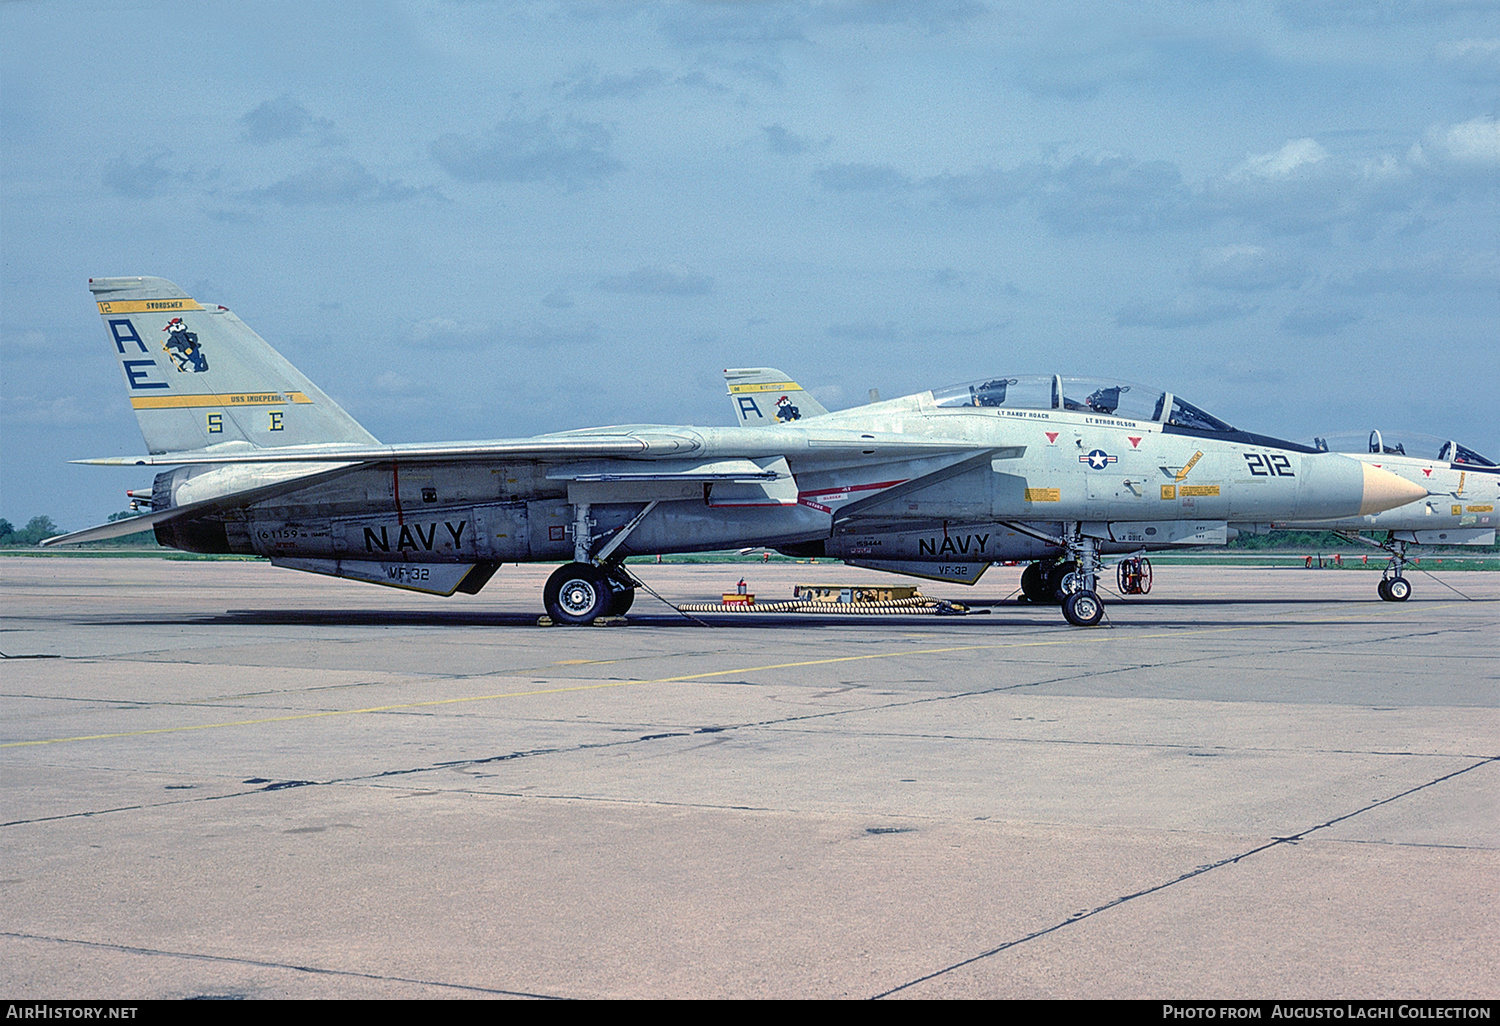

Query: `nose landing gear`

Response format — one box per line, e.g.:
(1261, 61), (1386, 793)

(1376, 535), (1411, 602)
(1058, 525), (1106, 627)
(1010, 524), (1112, 626)
(1062, 589), (1104, 626)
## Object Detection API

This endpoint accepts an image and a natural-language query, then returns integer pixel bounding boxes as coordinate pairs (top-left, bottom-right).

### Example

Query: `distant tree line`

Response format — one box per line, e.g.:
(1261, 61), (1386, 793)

(0, 517), (63, 546)
(1227, 529), (1498, 553)
(0, 513), (161, 547)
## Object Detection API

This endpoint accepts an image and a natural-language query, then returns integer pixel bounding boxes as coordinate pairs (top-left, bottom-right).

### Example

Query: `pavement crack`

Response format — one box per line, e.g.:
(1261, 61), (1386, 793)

(870, 754), (1499, 999)
(0, 931), (563, 999)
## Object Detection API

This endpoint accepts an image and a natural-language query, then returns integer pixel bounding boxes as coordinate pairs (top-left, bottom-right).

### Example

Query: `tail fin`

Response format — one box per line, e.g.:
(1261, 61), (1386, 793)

(91, 276), (378, 454)
(724, 367), (829, 427)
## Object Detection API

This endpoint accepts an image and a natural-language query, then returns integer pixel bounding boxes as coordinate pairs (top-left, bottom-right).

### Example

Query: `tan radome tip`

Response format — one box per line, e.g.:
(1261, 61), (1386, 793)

(1360, 463), (1429, 515)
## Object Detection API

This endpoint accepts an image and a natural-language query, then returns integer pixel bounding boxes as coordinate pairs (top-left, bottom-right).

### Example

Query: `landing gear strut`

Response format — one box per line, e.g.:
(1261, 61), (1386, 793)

(1338, 530), (1413, 602)
(1378, 536), (1411, 602)
(542, 501), (656, 624)
(1058, 525), (1105, 627)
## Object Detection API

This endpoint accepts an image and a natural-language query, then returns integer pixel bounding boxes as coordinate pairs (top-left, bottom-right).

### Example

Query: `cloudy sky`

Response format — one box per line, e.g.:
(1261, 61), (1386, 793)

(3, 0), (1497, 531)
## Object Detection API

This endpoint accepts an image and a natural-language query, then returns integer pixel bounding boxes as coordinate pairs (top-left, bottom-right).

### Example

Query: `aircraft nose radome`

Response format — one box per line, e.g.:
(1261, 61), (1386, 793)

(1359, 463), (1429, 515)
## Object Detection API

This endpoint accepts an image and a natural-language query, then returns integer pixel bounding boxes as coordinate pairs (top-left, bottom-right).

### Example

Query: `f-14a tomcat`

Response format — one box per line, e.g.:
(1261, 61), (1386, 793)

(1236, 430), (1497, 603)
(47, 277), (1426, 627)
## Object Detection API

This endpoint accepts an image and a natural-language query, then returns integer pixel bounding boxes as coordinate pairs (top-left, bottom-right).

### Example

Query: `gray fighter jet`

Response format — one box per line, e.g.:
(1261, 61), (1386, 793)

(1237, 430), (1497, 602)
(47, 277), (1425, 627)
(723, 368), (1446, 614)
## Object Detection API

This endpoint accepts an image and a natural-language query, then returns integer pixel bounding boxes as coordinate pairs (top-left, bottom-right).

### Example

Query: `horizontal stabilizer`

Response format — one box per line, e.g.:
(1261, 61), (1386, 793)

(41, 513), (168, 547)
(43, 462), (357, 547)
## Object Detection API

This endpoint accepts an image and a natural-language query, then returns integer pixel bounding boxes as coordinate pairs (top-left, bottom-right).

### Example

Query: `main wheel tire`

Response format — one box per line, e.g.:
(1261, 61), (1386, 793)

(1385, 576), (1411, 602)
(1048, 560), (1078, 604)
(1062, 590), (1104, 627)
(1020, 562), (1050, 603)
(606, 585), (636, 616)
(544, 563), (613, 624)
(1377, 579), (1392, 601)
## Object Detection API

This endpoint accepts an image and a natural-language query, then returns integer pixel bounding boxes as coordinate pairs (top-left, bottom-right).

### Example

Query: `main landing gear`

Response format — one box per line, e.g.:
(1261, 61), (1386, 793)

(1014, 525), (1113, 626)
(1019, 559), (1078, 605)
(542, 500), (653, 624)
(543, 561), (638, 623)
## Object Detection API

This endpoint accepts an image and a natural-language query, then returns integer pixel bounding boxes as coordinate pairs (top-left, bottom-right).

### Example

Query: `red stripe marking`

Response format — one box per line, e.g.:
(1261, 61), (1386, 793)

(796, 478), (907, 499)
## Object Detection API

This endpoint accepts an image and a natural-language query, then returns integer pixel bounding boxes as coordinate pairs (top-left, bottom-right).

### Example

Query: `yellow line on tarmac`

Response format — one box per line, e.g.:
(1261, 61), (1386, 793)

(3, 604), (1463, 749)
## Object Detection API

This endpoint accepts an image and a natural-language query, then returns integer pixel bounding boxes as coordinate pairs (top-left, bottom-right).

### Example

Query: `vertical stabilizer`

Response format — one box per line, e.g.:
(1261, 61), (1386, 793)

(724, 367), (829, 427)
(91, 277), (378, 454)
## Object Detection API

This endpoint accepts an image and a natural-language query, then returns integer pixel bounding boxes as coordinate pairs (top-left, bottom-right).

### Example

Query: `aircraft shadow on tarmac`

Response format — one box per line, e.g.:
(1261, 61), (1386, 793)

(76, 596), (1410, 632)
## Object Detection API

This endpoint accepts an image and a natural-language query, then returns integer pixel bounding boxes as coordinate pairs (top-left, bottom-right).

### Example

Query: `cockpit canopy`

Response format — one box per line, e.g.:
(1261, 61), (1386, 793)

(1310, 430), (1497, 468)
(931, 374), (1235, 433)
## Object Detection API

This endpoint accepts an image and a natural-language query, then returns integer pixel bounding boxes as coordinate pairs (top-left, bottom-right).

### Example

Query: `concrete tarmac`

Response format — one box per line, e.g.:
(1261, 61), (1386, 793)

(2, 557), (1496, 999)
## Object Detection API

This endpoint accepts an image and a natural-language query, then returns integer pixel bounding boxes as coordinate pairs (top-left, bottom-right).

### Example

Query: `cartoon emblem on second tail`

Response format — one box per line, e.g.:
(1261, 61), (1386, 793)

(162, 317), (208, 373)
(775, 395), (800, 422)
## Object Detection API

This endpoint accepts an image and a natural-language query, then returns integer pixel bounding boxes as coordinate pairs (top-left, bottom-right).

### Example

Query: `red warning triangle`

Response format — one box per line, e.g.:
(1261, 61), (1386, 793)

(1045, 432), (1059, 443)
(1128, 436), (1141, 448)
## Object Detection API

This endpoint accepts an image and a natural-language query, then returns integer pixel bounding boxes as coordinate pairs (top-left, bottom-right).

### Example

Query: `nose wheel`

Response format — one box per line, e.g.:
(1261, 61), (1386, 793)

(1378, 576), (1411, 602)
(1062, 589), (1104, 626)
(1056, 525), (1105, 627)
(1376, 536), (1411, 602)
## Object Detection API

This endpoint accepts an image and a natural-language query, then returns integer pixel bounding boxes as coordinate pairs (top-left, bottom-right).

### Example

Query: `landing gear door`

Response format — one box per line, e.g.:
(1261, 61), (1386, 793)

(474, 502), (530, 560)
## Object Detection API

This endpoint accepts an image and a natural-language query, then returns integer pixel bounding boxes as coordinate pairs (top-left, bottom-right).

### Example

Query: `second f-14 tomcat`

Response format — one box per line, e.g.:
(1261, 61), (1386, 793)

(1240, 430), (1497, 602)
(48, 276), (1425, 626)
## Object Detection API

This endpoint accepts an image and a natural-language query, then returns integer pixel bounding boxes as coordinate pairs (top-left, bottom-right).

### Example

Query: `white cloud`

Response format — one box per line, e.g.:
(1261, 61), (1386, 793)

(1432, 37), (1500, 66)
(1280, 304), (1361, 337)
(1233, 139), (1330, 180)
(408, 317), (492, 349)
(0, 394), (118, 426)
(102, 147), (182, 199)
(371, 371), (416, 393)
(814, 162), (912, 193)
(1430, 115), (1500, 166)
(240, 96), (342, 147)
(1333, 251), (1500, 296)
